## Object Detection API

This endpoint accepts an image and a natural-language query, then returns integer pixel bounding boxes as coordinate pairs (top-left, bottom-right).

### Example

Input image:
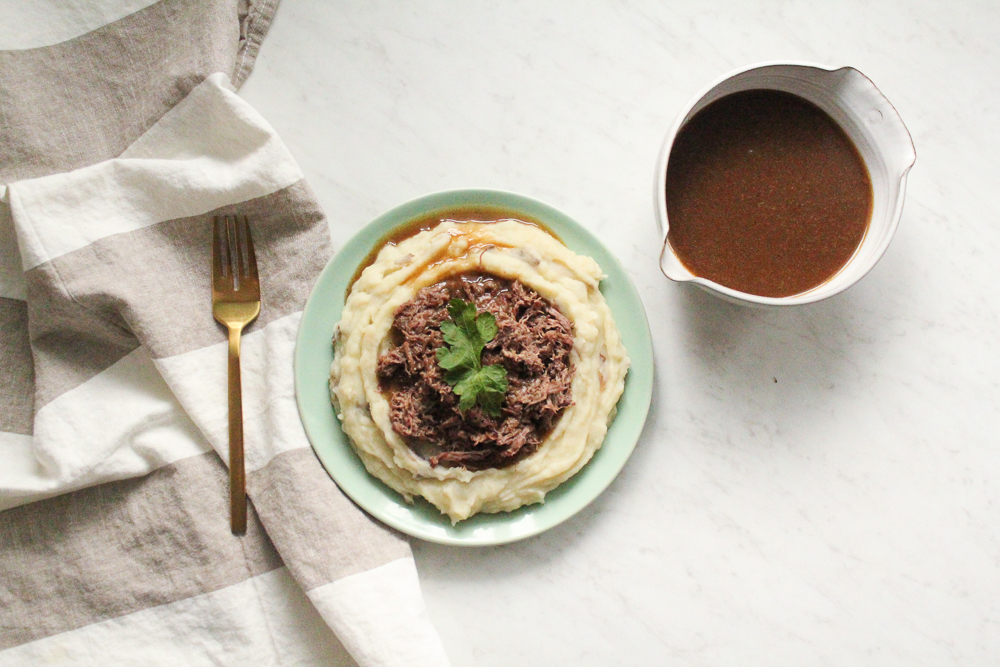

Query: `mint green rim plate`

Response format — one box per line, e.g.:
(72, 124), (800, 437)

(294, 189), (653, 546)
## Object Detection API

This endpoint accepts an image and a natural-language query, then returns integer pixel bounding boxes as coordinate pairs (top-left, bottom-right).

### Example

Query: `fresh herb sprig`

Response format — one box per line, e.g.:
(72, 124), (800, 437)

(435, 299), (508, 417)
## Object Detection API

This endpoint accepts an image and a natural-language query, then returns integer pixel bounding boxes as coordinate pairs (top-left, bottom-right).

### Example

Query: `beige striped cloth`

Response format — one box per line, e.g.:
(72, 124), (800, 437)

(0, 3), (449, 665)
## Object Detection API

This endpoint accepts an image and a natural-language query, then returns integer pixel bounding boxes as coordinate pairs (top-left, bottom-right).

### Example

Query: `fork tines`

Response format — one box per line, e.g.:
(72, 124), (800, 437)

(213, 215), (259, 295)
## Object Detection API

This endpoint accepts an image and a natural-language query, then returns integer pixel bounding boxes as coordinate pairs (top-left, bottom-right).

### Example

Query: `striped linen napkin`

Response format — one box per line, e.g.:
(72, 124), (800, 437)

(0, 4), (450, 666)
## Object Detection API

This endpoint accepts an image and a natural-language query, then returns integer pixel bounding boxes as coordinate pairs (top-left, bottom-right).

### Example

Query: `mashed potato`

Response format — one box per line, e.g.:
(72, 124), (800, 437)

(330, 218), (629, 522)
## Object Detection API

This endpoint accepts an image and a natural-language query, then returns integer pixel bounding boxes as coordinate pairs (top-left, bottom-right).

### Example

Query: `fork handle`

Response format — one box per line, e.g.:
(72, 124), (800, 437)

(227, 325), (247, 535)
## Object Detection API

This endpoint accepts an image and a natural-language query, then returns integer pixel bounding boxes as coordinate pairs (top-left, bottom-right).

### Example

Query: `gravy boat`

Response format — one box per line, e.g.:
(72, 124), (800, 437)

(654, 62), (916, 306)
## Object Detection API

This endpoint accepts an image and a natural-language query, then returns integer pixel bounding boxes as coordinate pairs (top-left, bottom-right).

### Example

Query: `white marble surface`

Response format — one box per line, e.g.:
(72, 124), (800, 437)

(240, 2), (1000, 664)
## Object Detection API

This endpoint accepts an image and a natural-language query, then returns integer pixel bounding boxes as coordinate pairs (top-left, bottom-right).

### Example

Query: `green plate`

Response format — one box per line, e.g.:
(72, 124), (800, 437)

(294, 189), (654, 546)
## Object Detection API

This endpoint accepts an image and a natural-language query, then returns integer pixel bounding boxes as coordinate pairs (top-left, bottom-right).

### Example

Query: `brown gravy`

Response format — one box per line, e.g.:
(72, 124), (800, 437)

(347, 205), (553, 298)
(665, 89), (873, 297)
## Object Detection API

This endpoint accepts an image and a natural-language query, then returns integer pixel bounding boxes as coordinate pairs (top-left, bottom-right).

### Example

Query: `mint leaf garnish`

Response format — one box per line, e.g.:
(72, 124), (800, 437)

(435, 299), (508, 417)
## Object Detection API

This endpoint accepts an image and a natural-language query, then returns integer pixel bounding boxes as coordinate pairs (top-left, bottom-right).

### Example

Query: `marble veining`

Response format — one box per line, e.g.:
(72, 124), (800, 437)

(240, 1), (1000, 664)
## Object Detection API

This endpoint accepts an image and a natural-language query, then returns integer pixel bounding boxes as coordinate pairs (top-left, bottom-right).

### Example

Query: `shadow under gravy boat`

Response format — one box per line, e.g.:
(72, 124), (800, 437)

(654, 62), (916, 307)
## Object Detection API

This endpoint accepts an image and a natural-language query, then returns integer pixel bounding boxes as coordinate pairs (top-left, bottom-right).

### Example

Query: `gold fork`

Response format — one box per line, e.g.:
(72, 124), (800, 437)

(212, 215), (260, 535)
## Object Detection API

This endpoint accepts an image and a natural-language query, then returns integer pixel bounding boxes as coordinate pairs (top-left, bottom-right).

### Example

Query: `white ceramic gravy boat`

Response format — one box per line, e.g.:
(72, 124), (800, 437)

(654, 62), (916, 306)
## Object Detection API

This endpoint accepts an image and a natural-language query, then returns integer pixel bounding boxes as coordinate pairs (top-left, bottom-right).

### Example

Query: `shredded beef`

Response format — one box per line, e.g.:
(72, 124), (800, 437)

(376, 274), (574, 470)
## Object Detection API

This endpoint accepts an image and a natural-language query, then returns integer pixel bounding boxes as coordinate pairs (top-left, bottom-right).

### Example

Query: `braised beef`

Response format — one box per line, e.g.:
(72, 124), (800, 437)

(376, 274), (574, 470)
